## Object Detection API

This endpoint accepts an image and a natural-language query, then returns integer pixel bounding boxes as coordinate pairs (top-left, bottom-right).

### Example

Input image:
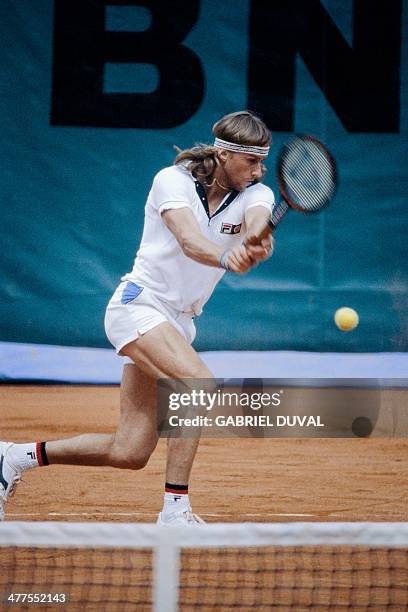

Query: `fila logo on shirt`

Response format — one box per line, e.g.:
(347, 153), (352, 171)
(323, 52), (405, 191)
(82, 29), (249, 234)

(220, 223), (242, 235)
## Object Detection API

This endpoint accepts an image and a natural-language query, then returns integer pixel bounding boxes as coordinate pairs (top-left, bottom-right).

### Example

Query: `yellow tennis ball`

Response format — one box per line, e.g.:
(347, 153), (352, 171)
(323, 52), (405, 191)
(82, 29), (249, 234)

(334, 307), (359, 331)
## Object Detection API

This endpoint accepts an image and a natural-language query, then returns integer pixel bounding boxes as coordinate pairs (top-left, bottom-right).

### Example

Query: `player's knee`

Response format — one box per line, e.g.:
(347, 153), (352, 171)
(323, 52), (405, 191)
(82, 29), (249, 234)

(111, 449), (152, 470)
(109, 440), (156, 470)
(126, 450), (152, 470)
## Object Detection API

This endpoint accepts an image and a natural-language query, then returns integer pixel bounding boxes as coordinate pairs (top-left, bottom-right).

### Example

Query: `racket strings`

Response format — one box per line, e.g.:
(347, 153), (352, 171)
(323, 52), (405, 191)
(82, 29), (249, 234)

(281, 139), (335, 211)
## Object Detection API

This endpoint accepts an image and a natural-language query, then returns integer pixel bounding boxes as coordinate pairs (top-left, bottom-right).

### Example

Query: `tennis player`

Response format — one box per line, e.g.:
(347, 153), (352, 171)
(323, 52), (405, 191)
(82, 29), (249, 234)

(0, 111), (274, 524)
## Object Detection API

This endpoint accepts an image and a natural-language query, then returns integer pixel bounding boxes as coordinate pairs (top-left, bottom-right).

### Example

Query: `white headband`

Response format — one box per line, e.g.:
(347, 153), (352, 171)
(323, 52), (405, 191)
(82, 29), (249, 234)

(214, 137), (270, 157)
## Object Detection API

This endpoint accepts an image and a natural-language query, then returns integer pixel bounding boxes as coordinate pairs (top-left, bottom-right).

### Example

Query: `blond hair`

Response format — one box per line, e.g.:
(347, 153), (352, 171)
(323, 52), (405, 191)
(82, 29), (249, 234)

(175, 110), (271, 182)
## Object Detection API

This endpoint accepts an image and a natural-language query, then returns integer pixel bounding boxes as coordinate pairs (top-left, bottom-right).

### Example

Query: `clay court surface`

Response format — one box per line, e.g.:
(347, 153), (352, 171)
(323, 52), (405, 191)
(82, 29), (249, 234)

(2, 385), (407, 523)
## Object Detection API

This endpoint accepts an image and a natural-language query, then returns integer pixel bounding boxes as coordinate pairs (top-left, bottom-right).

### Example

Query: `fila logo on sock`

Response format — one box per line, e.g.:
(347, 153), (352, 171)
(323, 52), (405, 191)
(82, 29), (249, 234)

(173, 496), (182, 502)
(27, 451), (36, 460)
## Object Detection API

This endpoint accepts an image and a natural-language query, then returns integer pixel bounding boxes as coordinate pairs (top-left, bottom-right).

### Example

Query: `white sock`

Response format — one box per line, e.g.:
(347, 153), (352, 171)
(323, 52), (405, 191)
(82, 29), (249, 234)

(162, 492), (190, 518)
(7, 442), (46, 472)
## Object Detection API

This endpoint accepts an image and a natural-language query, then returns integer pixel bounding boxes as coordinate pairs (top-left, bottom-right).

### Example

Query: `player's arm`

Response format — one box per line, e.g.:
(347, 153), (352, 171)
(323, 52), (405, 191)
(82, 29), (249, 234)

(162, 207), (253, 273)
(244, 205), (274, 262)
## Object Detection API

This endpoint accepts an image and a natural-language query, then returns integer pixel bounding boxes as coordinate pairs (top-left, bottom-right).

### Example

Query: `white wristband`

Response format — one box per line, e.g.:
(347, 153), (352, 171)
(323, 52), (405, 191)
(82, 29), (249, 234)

(219, 250), (231, 271)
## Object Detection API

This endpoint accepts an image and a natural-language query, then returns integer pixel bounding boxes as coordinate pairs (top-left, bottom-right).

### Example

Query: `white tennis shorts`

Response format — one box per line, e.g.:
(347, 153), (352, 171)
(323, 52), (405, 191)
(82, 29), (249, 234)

(104, 281), (196, 354)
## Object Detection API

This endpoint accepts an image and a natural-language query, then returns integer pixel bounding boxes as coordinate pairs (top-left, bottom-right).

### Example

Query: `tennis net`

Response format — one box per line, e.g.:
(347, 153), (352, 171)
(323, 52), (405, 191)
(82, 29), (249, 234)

(1, 522), (407, 611)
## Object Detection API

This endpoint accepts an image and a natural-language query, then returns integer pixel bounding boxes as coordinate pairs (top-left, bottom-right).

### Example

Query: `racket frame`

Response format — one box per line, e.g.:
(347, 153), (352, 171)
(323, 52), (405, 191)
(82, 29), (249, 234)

(277, 133), (337, 215)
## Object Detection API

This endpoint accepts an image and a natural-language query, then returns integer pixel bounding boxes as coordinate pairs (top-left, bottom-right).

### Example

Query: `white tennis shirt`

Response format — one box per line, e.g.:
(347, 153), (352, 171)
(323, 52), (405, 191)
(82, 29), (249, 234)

(122, 165), (274, 316)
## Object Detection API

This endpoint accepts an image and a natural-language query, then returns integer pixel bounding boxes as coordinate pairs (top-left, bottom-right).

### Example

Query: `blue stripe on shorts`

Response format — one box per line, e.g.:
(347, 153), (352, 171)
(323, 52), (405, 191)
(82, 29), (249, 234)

(121, 281), (144, 304)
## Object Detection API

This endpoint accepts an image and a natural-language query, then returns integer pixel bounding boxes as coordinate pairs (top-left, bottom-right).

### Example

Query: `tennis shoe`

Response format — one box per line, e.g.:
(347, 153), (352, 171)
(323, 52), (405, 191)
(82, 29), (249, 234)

(0, 442), (22, 520)
(157, 508), (205, 525)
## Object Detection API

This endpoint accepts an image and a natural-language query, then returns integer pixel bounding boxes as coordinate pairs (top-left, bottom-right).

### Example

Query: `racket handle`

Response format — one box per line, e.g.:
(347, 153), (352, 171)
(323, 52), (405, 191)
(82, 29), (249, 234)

(270, 200), (289, 228)
(247, 201), (290, 244)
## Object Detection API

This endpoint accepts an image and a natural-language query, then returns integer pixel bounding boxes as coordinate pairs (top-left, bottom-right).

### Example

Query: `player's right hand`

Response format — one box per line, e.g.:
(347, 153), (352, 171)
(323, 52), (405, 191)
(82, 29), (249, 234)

(225, 244), (255, 274)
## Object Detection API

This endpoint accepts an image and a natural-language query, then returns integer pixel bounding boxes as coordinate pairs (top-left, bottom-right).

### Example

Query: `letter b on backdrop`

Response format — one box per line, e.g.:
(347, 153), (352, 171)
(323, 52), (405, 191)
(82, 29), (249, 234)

(51, 0), (204, 128)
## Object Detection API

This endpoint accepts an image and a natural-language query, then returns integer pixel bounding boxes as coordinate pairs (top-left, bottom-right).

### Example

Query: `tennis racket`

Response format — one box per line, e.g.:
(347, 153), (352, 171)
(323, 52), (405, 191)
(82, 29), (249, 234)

(255, 135), (337, 241)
